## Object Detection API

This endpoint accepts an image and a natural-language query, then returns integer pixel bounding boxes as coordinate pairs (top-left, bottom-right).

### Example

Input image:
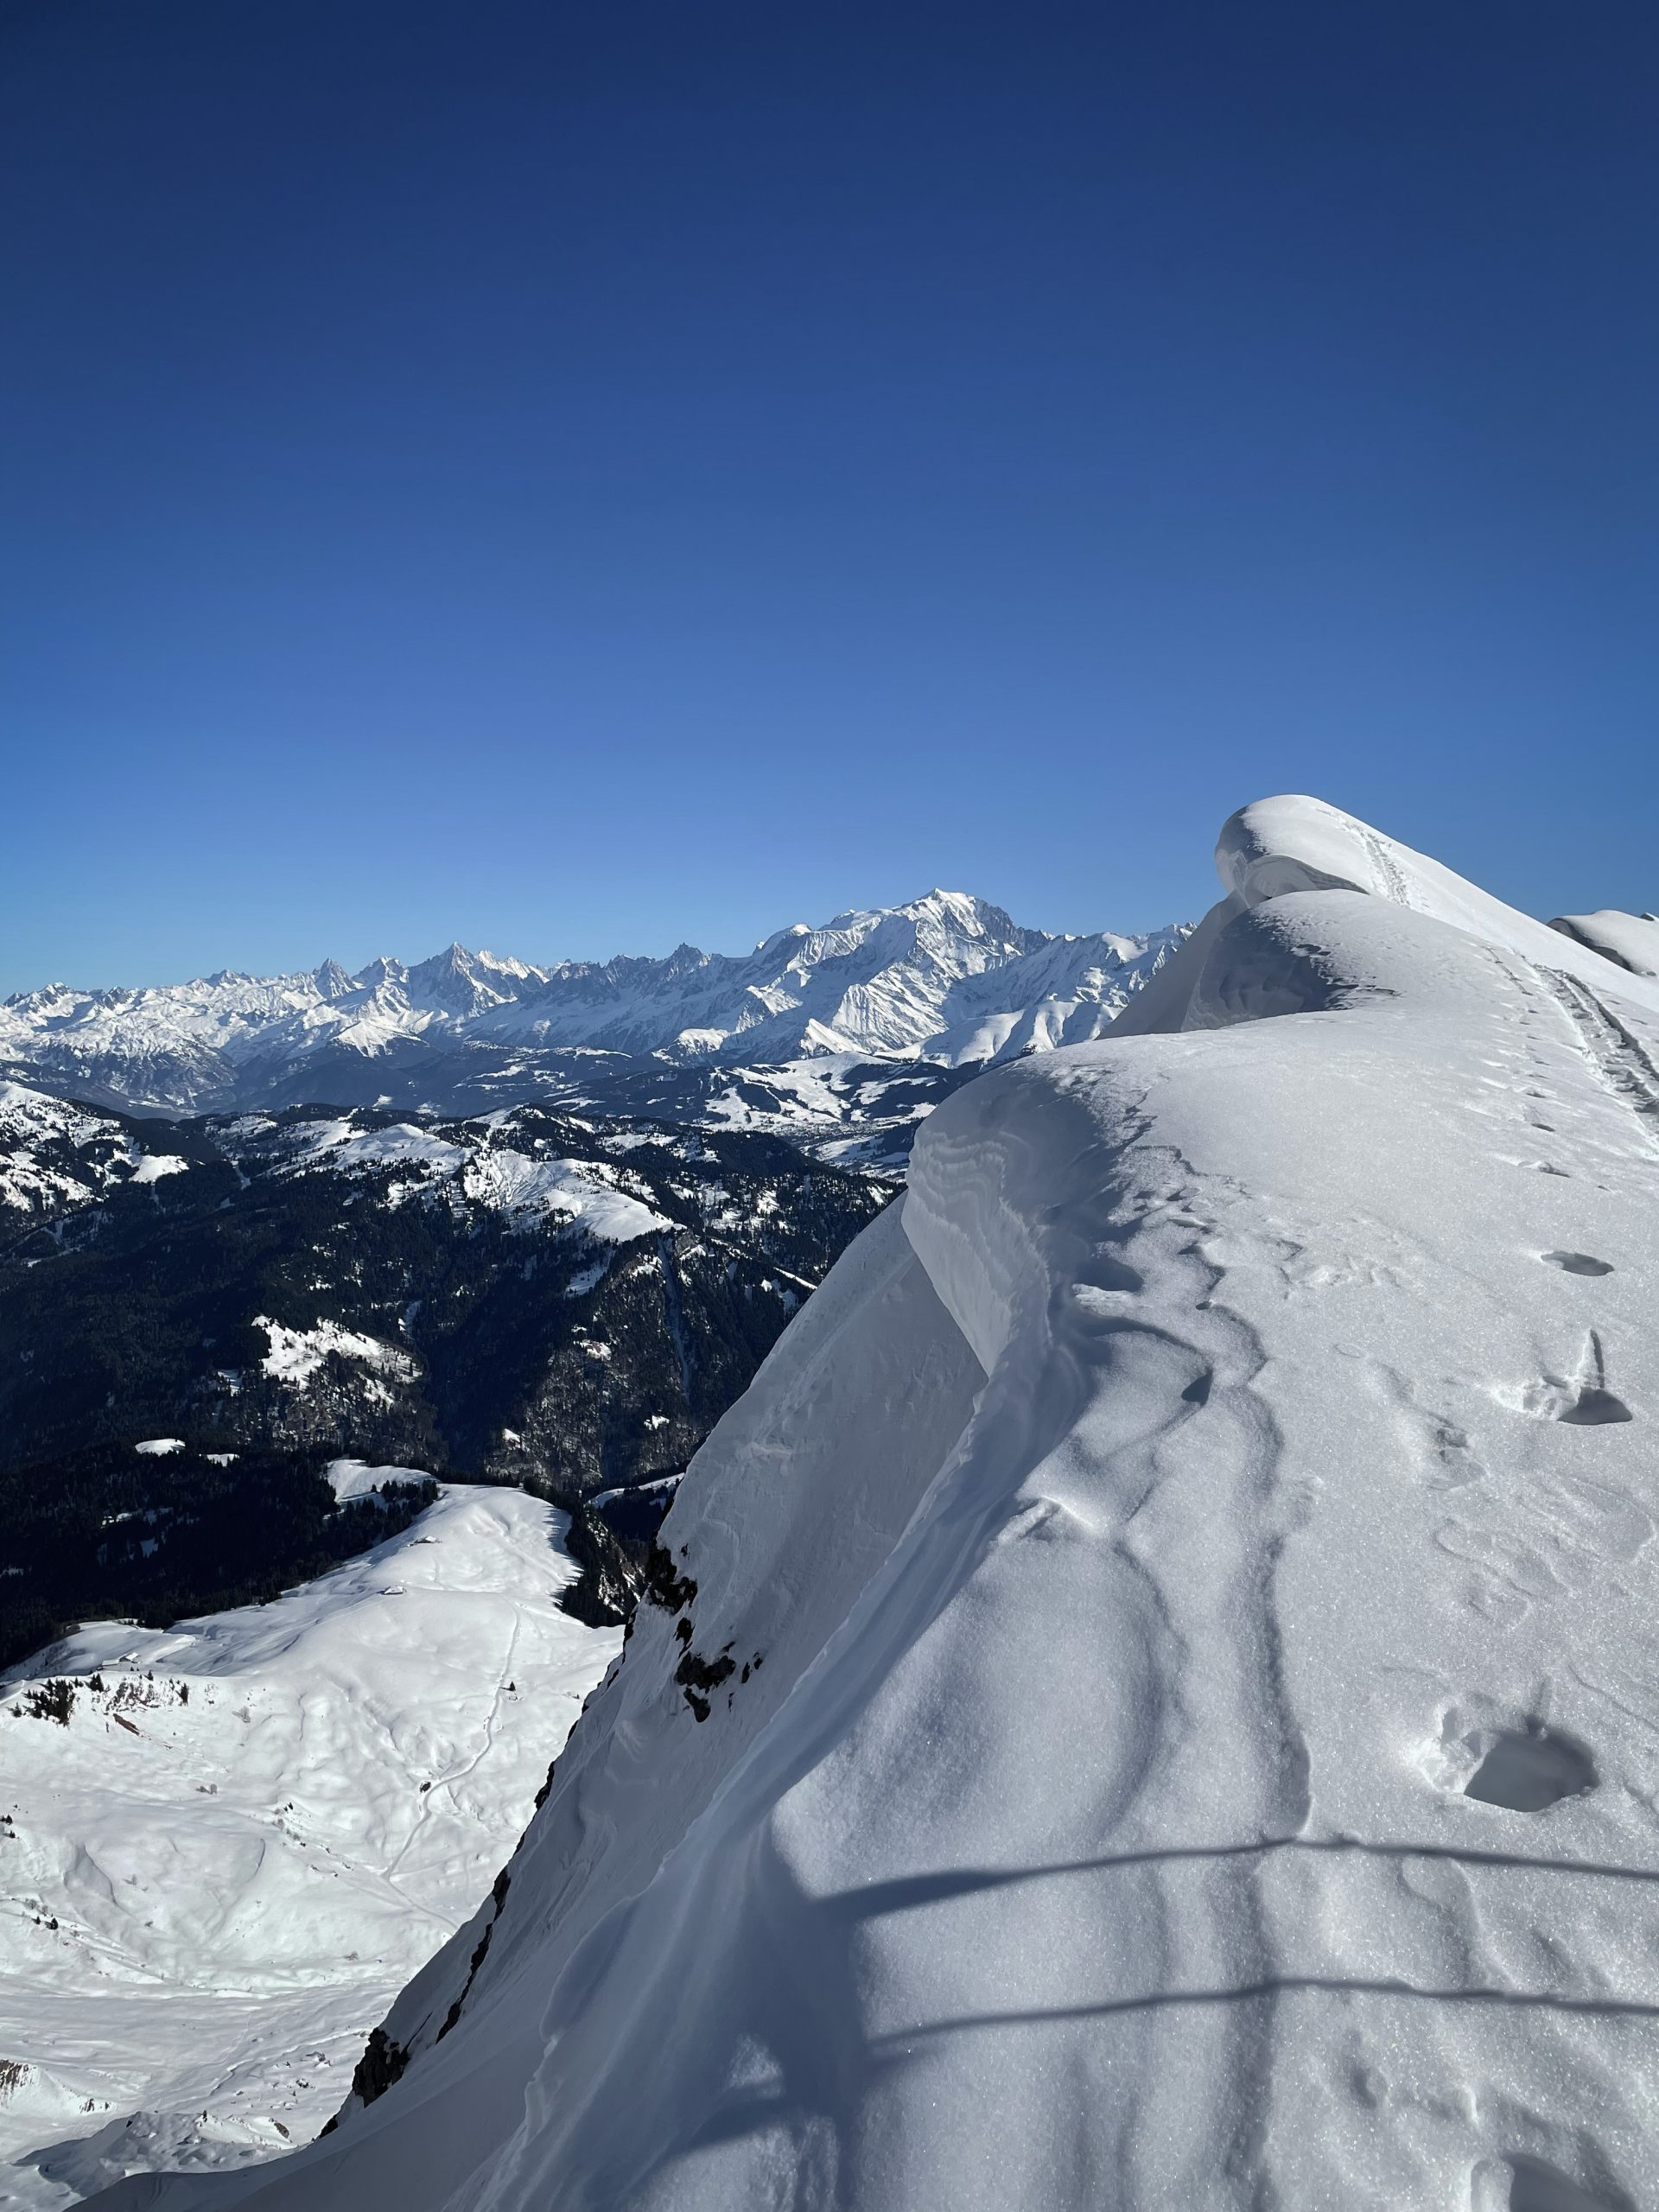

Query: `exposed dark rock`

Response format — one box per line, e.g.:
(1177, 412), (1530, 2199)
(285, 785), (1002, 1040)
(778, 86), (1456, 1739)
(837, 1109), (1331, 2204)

(345, 2027), (411, 2111)
(642, 1539), (698, 1616)
(675, 1645), (736, 1722)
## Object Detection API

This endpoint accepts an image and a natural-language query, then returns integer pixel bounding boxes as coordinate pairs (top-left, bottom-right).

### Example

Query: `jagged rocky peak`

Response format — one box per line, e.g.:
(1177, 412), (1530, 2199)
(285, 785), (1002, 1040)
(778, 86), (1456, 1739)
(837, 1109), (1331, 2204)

(352, 955), (408, 991)
(654, 943), (714, 982)
(312, 958), (355, 1000)
(404, 943), (521, 1016)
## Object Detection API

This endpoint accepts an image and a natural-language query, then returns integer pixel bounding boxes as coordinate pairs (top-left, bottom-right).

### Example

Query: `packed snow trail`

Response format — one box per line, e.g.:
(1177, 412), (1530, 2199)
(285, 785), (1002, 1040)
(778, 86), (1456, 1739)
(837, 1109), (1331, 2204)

(86, 799), (1659, 2210)
(0, 1479), (619, 2209)
(1535, 969), (1659, 1142)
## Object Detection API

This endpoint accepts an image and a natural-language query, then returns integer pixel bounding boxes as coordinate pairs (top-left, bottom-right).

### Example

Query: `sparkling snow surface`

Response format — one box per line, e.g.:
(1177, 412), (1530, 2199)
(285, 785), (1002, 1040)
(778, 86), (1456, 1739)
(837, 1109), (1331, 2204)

(84, 799), (1659, 2211)
(0, 1481), (619, 2209)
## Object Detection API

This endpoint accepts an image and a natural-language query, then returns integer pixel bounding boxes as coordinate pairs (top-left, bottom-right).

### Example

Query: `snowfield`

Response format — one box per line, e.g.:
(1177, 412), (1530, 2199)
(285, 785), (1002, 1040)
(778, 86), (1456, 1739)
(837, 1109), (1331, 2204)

(0, 1478), (620, 2209)
(76, 798), (1659, 2210)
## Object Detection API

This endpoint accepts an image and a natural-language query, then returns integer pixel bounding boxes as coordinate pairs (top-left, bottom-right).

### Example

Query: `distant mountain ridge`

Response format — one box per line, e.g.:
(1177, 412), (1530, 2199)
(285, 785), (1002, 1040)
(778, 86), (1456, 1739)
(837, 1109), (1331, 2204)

(0, 891), (1188, 1116)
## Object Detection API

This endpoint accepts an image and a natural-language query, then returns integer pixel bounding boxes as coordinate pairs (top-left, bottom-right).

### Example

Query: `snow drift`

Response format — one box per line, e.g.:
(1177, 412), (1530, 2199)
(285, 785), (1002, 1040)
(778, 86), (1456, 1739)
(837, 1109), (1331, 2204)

(86, 798), (1659, 2210)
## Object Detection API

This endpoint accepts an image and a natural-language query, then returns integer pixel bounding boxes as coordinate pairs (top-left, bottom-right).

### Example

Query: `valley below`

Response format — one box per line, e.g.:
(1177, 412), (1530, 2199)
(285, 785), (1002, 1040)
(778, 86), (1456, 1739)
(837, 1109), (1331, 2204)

(0, 1472), (619, 2209)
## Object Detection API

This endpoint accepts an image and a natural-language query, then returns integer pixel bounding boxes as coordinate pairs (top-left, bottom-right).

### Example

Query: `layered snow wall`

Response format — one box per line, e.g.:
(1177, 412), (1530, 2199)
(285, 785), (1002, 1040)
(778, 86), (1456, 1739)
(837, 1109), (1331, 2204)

(91, 798), (1659, 2211)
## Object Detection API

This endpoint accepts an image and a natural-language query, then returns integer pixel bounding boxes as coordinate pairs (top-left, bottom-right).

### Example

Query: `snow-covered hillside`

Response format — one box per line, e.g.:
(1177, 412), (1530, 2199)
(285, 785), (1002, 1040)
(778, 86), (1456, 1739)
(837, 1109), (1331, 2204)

(0, 894), (1185, 1118)
(82, 798), (1659, 2211)
(0, 1474), (619, 2209)
(0, 1085), (143, 1217)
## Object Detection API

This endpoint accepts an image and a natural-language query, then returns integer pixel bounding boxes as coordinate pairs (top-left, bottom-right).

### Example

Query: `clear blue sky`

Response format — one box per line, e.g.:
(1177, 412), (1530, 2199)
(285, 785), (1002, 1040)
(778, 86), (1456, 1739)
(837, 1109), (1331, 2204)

(3, 0), (1656, 993)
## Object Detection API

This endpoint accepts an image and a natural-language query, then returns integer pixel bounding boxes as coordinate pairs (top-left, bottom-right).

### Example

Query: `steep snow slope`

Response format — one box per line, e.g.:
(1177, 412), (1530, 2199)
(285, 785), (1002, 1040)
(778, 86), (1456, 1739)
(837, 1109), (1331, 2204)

(86, 798), (1659, 2211)
(0, 1477), (619, 2209)
(0, 896), (1185, 1116)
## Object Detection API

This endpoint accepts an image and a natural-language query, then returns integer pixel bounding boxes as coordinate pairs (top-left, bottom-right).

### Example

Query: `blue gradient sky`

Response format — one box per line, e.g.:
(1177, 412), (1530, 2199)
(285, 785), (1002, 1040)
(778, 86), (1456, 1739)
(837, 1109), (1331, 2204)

(3, 0), (1656, 992)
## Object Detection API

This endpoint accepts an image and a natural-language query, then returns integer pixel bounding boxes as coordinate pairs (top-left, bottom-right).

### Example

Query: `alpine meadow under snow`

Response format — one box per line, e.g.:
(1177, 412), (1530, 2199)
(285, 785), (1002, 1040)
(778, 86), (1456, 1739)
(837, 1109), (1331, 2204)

(0, 1475), (619, 2210)
(44, 796), (1656, 2212)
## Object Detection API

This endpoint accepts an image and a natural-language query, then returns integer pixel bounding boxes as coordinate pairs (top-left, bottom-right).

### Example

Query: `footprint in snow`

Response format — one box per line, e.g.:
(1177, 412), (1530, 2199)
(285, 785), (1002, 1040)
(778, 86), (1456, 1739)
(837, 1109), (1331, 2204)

(1475, 2153), (1636, 2211)
(1461, 1725), (1597, 1812)
(1539, 1250), (1614, 1276)
(1496, 1332), (1632, 1426)
(1424, 1700), (1597, 1811)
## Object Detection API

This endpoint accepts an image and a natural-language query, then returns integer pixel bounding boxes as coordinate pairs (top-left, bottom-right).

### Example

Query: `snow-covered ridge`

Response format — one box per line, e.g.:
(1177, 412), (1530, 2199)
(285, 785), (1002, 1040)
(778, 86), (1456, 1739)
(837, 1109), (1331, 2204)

(0, 1090), (683, 1237)
(83, 799), (1659, 2210)
(1548, 908), (1659, 981)
(0, 893), (1187, 1116)
(254, 1318), (416, 1389)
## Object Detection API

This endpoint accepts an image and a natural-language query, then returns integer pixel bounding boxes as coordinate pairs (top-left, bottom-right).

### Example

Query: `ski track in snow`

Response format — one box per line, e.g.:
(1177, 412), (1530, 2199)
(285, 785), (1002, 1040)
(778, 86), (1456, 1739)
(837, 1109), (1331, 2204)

(1535, 969), (1659, 1147)
(1356, 820), (1417, 909)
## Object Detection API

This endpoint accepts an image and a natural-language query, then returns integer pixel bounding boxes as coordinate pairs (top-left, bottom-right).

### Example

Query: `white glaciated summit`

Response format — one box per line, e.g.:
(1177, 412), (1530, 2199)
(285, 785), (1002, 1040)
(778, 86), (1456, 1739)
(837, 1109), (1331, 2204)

(0, 896), (1185, 1117)
(82, 800), (1659, 2210)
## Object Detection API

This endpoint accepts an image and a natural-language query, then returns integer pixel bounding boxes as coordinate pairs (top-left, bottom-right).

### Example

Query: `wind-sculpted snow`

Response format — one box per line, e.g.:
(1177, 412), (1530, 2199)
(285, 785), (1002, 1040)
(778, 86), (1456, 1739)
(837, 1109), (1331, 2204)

(1549, 910), (1659, 982)
(82, 798), (1659, 2210)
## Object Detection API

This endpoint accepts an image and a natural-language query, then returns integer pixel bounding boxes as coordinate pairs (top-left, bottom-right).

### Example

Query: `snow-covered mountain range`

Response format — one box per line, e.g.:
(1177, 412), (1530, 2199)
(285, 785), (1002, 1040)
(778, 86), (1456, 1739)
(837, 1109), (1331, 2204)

(0, 894), (1187, 1119)
(73, 796), (1659, 2212)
